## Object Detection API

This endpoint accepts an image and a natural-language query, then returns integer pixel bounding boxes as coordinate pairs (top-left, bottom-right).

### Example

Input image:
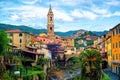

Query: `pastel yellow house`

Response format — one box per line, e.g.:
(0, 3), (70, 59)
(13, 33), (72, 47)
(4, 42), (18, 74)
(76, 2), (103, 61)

(61, 37), (74, 48)
(93, 39), (98, 47)
(77, 40), (84, 44)
(105, 32), (112, 70)
(6, 30), (33, 49)
(64, 47), (76, 55)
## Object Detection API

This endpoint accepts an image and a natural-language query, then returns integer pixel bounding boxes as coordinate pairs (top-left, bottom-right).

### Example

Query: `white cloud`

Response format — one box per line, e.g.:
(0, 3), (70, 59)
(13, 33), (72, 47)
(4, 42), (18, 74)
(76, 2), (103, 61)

(54, 9), (73, 21)
(82, 11), (97, 20)
(71, 9), (83, 18)
(8, 6), (47, 22)
(106, 0), (120, 6)
(92, 8), (109, 15)
(61, 0), (94, 6)
(20, 0), (42, 5)
(113, 11), (120, 16)
(71, 9), (97, 20)
(61, 0), (81, 6)
(10, 14), (20, 21)
(102, 11), (120, 17)
(5, 5), (73, 22)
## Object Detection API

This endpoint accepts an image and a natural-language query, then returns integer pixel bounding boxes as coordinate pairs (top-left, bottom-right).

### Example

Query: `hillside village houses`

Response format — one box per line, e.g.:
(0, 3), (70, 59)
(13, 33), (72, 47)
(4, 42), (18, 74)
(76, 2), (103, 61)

(94, 23), (120, 76)
(6, 5), (75, 65)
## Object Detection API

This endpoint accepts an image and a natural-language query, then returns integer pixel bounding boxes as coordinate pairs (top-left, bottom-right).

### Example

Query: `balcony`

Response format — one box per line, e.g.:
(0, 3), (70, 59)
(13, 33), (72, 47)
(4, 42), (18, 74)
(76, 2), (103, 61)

(111, 60), (120, 64)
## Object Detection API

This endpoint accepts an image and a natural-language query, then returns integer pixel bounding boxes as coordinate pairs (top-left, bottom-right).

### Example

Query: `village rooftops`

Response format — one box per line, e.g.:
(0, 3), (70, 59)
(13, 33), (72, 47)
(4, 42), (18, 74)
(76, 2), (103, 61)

(6, 29), (33, 35)
(6, 30), (22, 33)
(22, 50), (40, 54)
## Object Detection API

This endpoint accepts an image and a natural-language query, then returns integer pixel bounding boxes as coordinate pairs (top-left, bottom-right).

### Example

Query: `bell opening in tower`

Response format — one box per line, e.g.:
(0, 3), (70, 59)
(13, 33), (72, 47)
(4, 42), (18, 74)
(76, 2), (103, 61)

(50, 17), (52, 21)
(50, 27), (52, 31)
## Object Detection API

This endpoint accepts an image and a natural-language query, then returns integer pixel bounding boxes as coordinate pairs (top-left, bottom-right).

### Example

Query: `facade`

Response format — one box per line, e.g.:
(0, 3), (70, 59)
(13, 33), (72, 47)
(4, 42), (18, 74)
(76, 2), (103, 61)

(84, 35), (97, 40)
(77, 40), (84, 44)
(6, 30), (33, 49)
(105, 32), (112, 70)
(110, 24), (120, 75)
(93, 39), (98, 47)
(64, 47), (76, 55)
(61, 37), (74, 47)
(95, 23), (120, 75)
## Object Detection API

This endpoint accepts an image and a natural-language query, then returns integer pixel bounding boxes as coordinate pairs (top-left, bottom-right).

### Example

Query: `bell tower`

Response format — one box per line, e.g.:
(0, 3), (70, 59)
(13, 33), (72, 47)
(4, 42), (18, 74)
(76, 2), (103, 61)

(47, 5), (54, 37)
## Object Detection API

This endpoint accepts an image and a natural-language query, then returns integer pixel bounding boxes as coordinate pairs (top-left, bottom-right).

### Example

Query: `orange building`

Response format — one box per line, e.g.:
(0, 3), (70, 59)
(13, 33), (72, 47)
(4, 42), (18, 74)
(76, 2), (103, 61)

(110, 24), (120, 75)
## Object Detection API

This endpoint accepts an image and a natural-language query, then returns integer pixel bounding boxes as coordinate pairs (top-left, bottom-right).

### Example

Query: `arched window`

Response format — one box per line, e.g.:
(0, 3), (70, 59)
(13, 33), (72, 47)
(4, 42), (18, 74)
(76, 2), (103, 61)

(50, 27), (52, 31)
(20, 39), (22, 43)
(19, 33), (22, 36)
(50, 17), (52, 21)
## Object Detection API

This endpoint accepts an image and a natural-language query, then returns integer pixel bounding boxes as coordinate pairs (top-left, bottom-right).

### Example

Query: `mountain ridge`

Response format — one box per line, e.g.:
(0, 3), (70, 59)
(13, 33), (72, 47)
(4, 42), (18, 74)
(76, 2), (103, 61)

(0, 23), (108, 36)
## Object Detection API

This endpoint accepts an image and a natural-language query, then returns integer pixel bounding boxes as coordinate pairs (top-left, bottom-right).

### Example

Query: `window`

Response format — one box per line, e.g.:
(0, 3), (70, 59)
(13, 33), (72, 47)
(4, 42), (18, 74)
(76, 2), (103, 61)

(116, 27), (119, 34)
(116, 54), (118, 60)
(111, 50), (112, 56)
(112, 55), (114, 60)
(19, 33), (22, 36)
(10, 33), (13, 36)
(113, 43), (114, 48)
(119, 28), (120, 33)
(20, 39), (22, 43)
(50, 27), (52, 31)
(108, 50), (111, 56)
(50, 17), (52, 21)
(116, 42), (118, 48)
(112, 31), (114, 36)
(119, 41), (120, 48)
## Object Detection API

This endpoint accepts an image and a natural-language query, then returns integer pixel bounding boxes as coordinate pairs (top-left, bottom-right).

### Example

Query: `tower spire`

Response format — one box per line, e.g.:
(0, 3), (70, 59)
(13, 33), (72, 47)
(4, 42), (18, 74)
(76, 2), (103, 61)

(50, 4), (51, 9)
(48, 3), (52, 14)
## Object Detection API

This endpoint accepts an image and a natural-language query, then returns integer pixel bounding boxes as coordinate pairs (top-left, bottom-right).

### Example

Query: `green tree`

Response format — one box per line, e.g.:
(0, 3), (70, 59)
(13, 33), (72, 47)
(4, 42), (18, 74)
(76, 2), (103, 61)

(86, 40), (93, 46)
(79, 49), (102, 80)
(0, 30), (9, 79)
(0, 30), (9, 55)
(37, 58), (48, 68)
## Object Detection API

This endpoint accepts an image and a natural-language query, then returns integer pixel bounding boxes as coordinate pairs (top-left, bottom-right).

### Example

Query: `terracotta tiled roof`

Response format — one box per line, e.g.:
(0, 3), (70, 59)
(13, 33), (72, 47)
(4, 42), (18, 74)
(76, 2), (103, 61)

(6, 30), (22, 33)
(22, 50), (39, 54)
(31, 38), (38, 42)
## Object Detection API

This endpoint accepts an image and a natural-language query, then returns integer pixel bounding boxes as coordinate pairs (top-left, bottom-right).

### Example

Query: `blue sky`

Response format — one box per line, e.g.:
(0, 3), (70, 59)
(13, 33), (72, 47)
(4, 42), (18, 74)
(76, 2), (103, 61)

(0, 0), (120, 32)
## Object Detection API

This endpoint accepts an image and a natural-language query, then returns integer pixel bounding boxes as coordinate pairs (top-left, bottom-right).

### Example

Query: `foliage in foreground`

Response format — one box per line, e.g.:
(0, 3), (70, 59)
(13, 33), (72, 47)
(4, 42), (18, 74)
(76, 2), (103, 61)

(79, 49), (102, 80)
(0, 30), (9, 55)
(102, 73), (111, 80)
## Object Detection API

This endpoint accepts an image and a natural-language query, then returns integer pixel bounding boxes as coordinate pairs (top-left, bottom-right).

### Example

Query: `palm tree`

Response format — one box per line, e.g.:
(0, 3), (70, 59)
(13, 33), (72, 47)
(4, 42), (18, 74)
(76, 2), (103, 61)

(79, 49), (102, 80)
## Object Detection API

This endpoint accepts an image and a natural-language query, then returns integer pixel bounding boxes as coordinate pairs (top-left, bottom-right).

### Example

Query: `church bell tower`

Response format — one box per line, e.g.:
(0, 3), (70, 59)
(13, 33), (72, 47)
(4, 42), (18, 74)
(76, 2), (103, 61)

(47, 5), (54, 37)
